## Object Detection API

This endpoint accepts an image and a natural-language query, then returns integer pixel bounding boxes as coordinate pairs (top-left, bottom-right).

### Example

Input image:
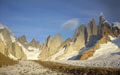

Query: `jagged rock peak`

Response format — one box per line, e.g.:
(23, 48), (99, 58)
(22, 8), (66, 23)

(46, 35), (53, 41)
(55, 33), (62, 38)
(29, 38), (40, 48)
(30, 38), (40, 45)
(72, 24), (87, 42)
(17, 35), (28, 44)
(72, 24), (87, 50)
(87, 18), (98, 41)
(55, 33), (63, 40)
(98, 13), (105, 35)
(46, 33), (63, 43)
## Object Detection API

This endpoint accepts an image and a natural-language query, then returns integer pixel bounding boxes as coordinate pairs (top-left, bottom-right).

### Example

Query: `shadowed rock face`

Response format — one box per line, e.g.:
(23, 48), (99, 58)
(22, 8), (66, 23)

(86, 19), (99, 47)
(98, 15), (105, 36)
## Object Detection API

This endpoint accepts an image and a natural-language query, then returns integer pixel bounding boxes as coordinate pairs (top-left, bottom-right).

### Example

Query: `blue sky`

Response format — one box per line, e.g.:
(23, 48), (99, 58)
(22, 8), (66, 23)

(0, 0), (120, 43)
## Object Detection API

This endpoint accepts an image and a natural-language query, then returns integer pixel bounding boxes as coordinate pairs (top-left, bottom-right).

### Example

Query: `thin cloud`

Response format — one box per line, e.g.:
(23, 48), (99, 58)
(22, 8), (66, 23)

(62, 18), (79, 30)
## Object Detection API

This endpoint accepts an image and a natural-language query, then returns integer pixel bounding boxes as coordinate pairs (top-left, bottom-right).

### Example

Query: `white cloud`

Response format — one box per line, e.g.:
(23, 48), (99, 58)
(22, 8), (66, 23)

(62, 18), (79, 30)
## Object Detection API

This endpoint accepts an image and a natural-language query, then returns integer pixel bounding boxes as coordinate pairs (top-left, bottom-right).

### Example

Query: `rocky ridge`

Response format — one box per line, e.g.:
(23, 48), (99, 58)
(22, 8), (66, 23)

(0, 14), (120, 61)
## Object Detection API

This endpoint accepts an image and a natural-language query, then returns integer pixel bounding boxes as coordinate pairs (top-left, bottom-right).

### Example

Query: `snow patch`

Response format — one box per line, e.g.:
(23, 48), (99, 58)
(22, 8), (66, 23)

(17, 42), (41, 60)
(28, 46), (39, 51)
(109, 35), (116, 40)
(50, 48), (65, 60)
(58, 51), (79, 60)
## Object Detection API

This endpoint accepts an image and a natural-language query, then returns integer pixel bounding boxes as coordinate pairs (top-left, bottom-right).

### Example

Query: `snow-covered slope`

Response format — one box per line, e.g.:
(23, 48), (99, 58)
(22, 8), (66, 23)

(50, 48), (65, 60)
(17, 42), (41, 60)
(88, 36), (120, 60)
(50, 46), (93, 60)
(54, 36), (120, 68)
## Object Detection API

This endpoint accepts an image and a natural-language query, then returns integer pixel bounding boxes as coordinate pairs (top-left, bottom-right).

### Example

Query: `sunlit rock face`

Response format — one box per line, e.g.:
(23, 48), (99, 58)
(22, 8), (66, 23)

(0, 25), (27, 60)
(0, 39), (6, 55)
(1, 28), (12, 45)
(39, 33), (63, 60)
(8, 42), (27, 60)
(72, 24), (87, 50)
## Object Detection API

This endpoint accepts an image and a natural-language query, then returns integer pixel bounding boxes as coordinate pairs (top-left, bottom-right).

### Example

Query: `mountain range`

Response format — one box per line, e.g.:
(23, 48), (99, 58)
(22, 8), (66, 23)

(0, 14), (120, 62)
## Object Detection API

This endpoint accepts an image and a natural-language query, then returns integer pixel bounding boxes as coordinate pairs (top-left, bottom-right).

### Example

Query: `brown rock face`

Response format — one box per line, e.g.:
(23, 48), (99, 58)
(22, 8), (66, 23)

(39, 33), (63, 60)
(1, 28), (12, 45)
(102, 22), (114, 37)
(0, 39), (7, 55)
(72, 24), (87, 50)
(0, 27), (12, 56)
(8, 42), (27, 60)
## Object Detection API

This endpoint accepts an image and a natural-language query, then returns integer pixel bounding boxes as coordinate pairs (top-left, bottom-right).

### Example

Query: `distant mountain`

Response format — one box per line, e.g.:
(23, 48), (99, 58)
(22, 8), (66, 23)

(0, 14), (120, 62)
(48, 14), (120, 61)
